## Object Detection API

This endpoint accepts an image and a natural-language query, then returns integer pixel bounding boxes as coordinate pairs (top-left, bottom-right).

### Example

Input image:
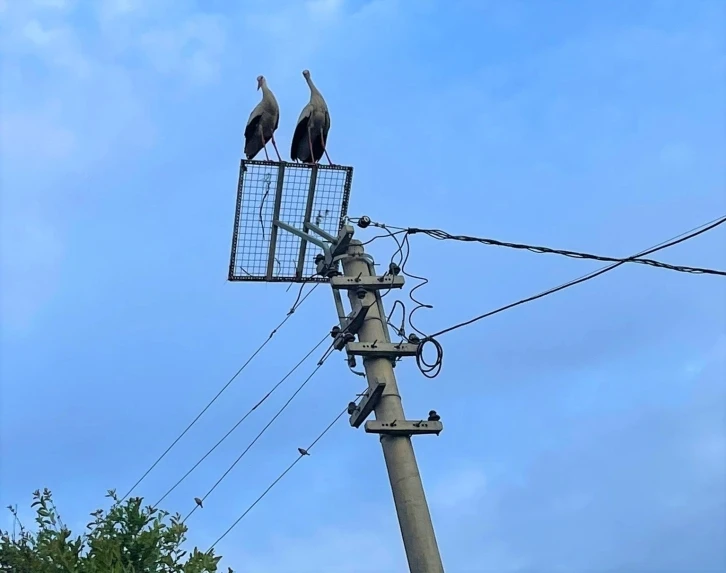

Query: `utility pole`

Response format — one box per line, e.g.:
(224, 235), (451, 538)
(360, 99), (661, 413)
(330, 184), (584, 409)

(228, 158), (443, 572)
(332, 235), (445, 573)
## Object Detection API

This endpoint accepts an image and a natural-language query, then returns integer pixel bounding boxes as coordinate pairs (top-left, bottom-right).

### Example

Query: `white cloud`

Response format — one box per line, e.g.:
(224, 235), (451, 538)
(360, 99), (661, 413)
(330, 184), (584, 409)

(2, 12), (90, 76)
(0, 0), (226, 333)
(306, 0), (345, 22)
(136, 13), (226, 84)
(97, 0), (144, 20)
(0, 105), (77, 163)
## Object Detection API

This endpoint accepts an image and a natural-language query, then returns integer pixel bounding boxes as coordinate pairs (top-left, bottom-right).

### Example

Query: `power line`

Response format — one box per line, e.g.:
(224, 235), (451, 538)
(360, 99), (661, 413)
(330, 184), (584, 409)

(350, 215), (725, 378)
(206, 393), (362, 552)
(152, 333), (330, 508)
(351, 215), (726, 277)
(428, 215), (726, 340)
(182, 341), (335, 523)
(407, 223), (726, 277)
(120, 282), (320, 502)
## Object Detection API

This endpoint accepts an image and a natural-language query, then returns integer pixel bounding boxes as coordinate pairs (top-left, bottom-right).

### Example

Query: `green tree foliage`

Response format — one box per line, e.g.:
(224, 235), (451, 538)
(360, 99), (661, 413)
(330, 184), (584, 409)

(0, 488), (230, 573)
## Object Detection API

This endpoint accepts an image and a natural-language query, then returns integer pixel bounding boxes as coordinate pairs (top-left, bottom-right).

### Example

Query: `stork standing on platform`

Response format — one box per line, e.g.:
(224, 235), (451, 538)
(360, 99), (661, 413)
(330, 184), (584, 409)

(291, 69), (332, 165)
(244, 75), (282, 161)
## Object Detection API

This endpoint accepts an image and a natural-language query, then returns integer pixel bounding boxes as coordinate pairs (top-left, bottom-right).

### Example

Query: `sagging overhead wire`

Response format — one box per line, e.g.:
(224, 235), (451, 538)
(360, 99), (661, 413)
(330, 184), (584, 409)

(120, 282), (320, 502)
(351, 214), (726, 379)
(182, 339), (336, 523)
(408, 224), (726, 276)
(350, 215), (726, 277)
(427, 215), (726, 340)
(206, 390), (366, 552)
(152, 333), (330, 509)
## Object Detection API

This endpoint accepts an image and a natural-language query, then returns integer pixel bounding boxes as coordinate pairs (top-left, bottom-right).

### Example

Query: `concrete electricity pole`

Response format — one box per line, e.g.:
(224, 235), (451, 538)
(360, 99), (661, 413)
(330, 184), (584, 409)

(330, 234), (445, 573)
(233, 155), (443, 570)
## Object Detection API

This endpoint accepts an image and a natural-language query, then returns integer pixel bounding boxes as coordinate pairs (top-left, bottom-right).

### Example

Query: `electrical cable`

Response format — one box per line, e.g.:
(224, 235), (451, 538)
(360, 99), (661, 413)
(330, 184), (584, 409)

(119, 282), (320, 502)
(360, 229), (407, 247)
(428, 215), (726, 341)
(206, 391), (365, 552)
(352, 216), (726, 277)
(347, 217), (407, 232)
(351, 214), (725, 379)
(408, 225), (726, 276)
(351, 216), (437, 375)
(386, 299), (407, 339)
(365, 224), (406, 299)
(152, 333), (330, 508)
(182, 340), (336, 523)
(398, 232), (433, 338)
(416, 337), (444, 379)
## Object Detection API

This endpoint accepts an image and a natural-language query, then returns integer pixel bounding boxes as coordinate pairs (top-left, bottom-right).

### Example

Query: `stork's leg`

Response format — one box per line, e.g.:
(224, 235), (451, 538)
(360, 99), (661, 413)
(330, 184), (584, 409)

(260, 132), (270, 161)
(270, 133), (282, 162)
(307, 129), (315, 164)
(320, 128), (333, 165)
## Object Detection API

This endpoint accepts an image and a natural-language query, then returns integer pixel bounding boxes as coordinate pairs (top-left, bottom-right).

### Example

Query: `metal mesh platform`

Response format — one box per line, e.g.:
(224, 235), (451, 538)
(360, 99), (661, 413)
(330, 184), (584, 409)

(228, 159), (353, 282)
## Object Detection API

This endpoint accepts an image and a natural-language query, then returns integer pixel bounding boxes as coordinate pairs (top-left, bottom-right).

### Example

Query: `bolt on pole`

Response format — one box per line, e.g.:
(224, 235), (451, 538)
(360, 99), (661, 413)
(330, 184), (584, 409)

(341, 239), (445, 573)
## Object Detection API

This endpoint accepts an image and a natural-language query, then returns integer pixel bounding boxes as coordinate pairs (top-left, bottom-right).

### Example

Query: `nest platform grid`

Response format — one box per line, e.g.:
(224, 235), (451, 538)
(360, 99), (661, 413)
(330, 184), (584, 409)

(228, 159), (353, 282)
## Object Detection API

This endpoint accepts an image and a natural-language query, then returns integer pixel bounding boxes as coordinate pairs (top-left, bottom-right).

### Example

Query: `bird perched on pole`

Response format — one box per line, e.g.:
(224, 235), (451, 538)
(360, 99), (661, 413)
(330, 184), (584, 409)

(291, 69), (332, 165)
(244, 75), (282, 161)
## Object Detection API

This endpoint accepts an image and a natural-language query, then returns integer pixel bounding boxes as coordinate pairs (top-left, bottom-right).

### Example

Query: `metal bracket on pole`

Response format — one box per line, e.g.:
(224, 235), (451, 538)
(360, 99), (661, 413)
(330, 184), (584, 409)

(329, 224), (354, 260)
(346, 341), (420, 359)
(274, 220), (328, 251)
(304, 221), (336, 243)
(344, 304), (372, 337)
(365, 419), (443, 436)
(332, 289), (348, 329)
(332, 304), (372, 351)
(330, 275), (405, 291)
(349, 379), (386, 428)
(272, 221), (354, 279)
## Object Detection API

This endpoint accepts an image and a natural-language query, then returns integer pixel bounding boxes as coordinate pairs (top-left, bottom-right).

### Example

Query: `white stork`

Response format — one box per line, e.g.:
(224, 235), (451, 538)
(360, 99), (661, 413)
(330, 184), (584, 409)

(244, 75), (281, 161)
(290, 69), (332, 164)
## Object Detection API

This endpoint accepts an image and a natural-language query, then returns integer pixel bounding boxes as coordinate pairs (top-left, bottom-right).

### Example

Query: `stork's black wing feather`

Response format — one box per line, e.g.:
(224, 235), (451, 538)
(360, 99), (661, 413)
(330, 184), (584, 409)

(244, 114), (264, 159)
(244, 114), (261, 139)
(290, 116), (309, 161)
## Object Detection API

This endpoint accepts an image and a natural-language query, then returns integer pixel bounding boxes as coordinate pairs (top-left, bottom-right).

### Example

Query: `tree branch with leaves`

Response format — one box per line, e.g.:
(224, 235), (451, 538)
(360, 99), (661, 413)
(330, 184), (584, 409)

(0, 488), (231, 573)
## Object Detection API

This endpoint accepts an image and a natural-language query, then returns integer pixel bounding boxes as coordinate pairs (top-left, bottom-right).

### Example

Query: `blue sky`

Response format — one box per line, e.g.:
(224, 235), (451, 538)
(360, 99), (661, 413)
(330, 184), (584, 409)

(1, 0), (725, 571)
